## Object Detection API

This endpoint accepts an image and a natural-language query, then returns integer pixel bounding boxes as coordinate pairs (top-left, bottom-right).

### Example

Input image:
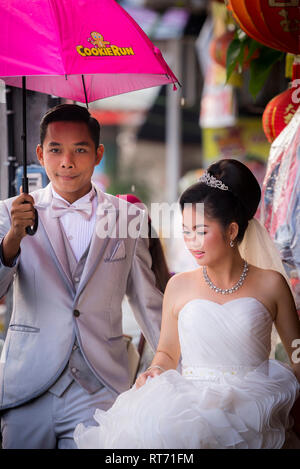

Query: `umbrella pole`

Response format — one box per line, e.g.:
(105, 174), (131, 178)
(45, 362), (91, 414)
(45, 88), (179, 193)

(21, 76), (38, 236)
(22, 76), (28, 193)
(81, 75), (89, 108)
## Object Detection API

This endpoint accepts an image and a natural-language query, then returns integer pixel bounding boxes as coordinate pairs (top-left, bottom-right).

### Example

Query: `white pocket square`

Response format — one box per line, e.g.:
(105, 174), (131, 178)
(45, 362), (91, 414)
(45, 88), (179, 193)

(105, 240), (126, 262)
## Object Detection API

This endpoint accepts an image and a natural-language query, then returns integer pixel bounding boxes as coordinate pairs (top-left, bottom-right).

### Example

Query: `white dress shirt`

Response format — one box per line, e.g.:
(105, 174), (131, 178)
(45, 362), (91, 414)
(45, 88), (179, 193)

(51, 186), (97, 262)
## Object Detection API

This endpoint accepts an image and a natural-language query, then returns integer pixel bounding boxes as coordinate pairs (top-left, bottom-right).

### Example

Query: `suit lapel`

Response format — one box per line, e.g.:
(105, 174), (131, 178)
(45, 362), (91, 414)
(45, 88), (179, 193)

(75, 188), (120, 301)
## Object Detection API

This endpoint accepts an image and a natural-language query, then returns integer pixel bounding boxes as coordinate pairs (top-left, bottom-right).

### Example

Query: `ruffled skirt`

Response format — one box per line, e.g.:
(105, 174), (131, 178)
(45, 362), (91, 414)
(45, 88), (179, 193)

(74, 360), (299, 449)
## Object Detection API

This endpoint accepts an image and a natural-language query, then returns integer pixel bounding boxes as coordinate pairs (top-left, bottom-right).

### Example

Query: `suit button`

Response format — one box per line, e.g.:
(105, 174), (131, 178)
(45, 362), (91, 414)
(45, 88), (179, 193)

(74, 309), (80, 317)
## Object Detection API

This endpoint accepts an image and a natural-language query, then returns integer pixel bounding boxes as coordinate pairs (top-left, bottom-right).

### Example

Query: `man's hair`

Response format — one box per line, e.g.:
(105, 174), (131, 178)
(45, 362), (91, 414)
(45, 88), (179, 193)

(40, 104), (100, 150)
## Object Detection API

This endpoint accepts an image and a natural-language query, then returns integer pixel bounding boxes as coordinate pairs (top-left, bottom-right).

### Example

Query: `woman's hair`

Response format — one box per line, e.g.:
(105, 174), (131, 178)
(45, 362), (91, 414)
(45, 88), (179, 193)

(179, 159), (261, 243)
(148, 225), (171, 293)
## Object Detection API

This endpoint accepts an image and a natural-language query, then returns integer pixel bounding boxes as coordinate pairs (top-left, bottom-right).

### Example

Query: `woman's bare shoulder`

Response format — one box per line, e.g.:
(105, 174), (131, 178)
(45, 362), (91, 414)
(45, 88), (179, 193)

(165, 268), (203, 317)
(248, 264), (291, 302)
(249, 264), (287, 286)
(167, 268), (201, 289)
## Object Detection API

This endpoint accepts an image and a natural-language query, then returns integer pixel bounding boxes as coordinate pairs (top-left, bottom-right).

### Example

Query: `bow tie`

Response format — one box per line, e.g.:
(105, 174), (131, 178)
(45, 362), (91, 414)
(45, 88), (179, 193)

(50, 198), (93, 220)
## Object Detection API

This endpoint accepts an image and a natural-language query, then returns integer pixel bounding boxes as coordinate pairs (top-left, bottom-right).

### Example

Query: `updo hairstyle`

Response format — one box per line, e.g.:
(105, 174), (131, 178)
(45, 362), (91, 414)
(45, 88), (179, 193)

(179, 159), (261, 243)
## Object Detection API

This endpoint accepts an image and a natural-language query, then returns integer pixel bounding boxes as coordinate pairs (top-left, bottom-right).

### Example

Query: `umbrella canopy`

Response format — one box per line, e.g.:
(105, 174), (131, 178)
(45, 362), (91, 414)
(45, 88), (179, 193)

(0, 0), (178, 102)
(0, 0), (179, 235)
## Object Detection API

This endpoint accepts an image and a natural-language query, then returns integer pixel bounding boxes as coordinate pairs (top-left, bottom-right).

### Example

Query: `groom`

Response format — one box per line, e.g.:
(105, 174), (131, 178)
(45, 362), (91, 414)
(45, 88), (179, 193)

(0, 104), (163, 448)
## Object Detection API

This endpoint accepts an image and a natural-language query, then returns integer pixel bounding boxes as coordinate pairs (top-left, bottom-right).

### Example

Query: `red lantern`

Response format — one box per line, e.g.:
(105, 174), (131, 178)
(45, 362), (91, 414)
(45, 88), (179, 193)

(227, 0), (300, 55)
(262, 62), (300, 142)
(210, 31), (235, 68)
(210, 30), (260, 69)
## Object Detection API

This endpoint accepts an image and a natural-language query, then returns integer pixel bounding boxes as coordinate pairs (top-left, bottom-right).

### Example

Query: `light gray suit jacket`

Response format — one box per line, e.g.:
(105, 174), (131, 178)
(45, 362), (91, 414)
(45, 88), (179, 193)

(0, 183), (163, 410)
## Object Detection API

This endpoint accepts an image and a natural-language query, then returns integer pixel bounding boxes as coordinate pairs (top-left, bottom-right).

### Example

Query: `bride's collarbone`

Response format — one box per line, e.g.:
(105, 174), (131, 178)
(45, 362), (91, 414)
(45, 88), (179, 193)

(172, 266), (277, 320)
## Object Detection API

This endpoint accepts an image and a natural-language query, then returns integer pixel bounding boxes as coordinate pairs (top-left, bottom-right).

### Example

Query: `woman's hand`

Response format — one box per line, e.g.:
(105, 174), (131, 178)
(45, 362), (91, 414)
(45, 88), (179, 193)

(134, 275), (181, 389)
(135, 365), (165, 389)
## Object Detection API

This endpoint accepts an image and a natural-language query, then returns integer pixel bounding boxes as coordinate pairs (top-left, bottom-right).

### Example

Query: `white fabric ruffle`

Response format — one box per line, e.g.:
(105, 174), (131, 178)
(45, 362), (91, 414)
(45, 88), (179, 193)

(74, 360), (299, 449)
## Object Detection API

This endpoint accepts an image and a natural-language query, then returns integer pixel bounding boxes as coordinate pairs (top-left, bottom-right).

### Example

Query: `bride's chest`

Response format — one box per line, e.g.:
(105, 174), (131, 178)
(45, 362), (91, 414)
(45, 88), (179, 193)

(178, 298), (273, 340)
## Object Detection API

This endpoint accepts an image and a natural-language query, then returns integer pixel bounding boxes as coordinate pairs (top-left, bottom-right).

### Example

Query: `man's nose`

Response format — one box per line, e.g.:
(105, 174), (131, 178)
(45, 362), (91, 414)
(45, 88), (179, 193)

(60, 152), (74, 168)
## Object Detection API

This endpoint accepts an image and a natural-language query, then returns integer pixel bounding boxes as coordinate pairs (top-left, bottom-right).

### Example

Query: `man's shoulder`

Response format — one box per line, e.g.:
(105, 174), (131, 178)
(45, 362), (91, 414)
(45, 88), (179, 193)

(99, 191), (145, 216)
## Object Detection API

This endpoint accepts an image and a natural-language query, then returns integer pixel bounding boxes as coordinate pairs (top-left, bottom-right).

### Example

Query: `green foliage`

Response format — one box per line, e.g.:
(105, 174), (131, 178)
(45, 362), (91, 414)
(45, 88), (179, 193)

(226, 29), (285, 99)
(248, 47), (284, 98)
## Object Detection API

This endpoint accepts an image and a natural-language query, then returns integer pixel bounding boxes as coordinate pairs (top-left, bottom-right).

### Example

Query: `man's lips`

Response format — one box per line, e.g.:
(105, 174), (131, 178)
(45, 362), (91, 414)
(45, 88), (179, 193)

(57, 174), (78, 179)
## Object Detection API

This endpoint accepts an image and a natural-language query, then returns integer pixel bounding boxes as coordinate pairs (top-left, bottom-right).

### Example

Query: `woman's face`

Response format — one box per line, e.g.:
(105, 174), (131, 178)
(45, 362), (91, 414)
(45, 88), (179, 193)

(182, 204), (231, 266)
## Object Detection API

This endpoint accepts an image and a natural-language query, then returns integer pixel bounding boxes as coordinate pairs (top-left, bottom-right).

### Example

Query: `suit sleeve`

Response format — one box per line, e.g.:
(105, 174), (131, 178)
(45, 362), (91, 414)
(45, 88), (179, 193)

(0, 200), (19, 298)
(126, 212), (163, 352)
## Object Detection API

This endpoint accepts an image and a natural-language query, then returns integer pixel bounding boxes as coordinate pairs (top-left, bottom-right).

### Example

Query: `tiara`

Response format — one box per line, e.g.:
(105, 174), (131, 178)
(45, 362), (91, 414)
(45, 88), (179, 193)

(198, 171), (229, 191)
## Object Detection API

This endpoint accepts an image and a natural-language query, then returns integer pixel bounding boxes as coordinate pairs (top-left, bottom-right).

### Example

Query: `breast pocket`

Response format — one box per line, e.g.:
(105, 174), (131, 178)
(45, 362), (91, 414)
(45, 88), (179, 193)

(104, 240), (126, 263)
(9, 324), (40, 333)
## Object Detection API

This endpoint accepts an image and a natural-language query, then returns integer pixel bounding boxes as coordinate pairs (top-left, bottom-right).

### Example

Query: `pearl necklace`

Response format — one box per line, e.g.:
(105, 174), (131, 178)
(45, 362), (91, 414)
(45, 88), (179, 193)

(203, 261), (249, 295)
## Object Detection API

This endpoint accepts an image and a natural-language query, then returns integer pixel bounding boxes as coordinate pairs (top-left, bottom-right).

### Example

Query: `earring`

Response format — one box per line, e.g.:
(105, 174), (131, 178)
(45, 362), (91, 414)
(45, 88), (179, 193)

(230, 239), (235, 248)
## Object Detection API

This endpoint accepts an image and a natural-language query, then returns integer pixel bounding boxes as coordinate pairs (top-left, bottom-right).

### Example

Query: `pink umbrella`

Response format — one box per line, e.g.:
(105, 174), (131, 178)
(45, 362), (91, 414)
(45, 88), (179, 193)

(0, 0), (179, 234)
(0, 0), (178, 101)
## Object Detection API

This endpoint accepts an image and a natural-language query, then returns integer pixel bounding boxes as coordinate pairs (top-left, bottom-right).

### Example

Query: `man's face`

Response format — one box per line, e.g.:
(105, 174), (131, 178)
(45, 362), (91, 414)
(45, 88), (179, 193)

(36, 121), (103, 203)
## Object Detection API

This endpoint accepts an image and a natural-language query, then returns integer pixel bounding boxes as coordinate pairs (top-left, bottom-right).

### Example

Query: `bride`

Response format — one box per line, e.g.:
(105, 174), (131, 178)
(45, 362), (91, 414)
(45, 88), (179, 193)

(74, 158), (300, 449)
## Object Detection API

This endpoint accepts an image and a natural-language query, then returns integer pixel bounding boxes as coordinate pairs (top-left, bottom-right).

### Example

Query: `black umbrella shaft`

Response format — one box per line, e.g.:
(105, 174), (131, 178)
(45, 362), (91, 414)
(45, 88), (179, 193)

(22, 76), (28, 193)
(82, 75), (89, 108)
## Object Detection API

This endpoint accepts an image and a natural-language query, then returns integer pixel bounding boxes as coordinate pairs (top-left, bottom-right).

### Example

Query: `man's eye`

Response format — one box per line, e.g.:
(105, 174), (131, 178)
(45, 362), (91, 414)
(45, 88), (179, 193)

(76, 148), (87, 153)
(50, 148), (60, 153)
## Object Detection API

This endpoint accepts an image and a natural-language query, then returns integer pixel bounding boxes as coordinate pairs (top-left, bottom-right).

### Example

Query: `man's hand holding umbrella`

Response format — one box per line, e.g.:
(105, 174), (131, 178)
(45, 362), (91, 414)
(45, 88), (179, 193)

(2, 192), (35, 266)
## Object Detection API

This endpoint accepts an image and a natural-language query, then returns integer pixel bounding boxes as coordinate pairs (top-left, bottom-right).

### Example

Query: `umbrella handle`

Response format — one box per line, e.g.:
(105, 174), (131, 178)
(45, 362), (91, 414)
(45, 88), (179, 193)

(22, 202), (39, 236)
(22, 177), (38, 236)
(25, 207), (39, 236)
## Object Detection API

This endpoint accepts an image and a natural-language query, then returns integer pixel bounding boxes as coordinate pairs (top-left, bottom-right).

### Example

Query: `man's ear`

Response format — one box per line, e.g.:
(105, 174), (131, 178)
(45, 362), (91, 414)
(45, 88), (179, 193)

(36, 144), (44, 166)
(95, 144), (104, 166)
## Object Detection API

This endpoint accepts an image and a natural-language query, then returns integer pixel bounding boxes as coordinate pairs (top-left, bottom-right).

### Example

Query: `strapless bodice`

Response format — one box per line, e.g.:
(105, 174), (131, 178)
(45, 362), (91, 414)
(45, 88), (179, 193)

(178, 297), (273, 376)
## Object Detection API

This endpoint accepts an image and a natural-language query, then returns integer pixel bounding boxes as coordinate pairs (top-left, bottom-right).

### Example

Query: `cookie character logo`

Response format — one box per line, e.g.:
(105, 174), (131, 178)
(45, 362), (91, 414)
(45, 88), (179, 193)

(76, 32), (135, 57)
(88, 32), (110, 48)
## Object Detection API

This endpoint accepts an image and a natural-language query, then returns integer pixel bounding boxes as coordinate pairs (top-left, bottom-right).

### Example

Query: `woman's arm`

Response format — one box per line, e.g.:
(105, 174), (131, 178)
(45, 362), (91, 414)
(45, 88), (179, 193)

(135, 275), (181, 388)
(273, 273), (300, 383)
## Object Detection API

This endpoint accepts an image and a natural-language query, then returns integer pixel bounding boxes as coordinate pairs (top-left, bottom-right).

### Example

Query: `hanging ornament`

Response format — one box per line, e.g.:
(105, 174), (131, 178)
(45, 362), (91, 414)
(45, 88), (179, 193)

(262, 60), (300, 142)
(210, 29), (260, 71)
(210, 30), (235, 68)
(227, 0), (300, 55)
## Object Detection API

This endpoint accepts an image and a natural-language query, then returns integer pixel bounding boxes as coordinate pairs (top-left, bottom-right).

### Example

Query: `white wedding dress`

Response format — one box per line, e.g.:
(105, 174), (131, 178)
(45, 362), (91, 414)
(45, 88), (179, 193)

(74, 297), (300, 449)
